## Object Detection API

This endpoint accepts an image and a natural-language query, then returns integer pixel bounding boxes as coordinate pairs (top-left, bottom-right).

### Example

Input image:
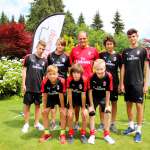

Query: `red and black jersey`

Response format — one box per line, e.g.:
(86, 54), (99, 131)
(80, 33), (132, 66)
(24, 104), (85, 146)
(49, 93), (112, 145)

(89, 72), (113, 100)
(99, 51), (122, 90)
(47, 51), (70, 79)
(23, 54), (47, 93)
(70, 46), (99, 78)
(67, 76), (88, 100)
(122, 47), (148, 85)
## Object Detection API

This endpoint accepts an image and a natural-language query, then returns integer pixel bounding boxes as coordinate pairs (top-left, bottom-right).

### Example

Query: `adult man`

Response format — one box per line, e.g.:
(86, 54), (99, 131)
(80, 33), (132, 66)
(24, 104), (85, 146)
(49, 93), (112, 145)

(70, 31), (99, 129)
(120, 28), (149, 142)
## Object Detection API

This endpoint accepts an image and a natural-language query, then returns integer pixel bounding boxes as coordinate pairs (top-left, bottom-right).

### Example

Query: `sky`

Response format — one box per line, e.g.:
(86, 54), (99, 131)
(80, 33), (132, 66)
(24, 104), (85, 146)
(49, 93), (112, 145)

(0, 0), (150, 39)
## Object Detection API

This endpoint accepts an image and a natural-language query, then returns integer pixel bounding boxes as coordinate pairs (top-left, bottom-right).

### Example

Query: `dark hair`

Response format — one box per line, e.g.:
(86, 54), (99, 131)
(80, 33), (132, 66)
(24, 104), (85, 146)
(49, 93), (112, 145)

(70, 63), (83, 76)
(103, 35), (116, 47)
(127, 28), (138, 36)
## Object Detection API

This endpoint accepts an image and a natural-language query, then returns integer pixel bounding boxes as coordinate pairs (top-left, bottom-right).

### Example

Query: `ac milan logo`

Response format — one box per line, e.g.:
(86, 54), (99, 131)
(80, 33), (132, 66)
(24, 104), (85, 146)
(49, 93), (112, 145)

(57, 85), (60, 90)
(79, 84), (82, 89)
(103, 81), (106, 86)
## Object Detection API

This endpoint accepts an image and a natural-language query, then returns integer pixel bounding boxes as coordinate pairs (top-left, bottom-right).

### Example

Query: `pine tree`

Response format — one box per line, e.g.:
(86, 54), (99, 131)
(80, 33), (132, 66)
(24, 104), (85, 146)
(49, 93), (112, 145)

(91, 11), (103, 30)
(11, 15), (15, 23)
(0, 11), (9, 24)
(26, 0), (64, 31)
(61, 10), (76, 37)
(111, 11), (124, 34)
(77, 13), (85, 26)
(18, 15), (25, 23)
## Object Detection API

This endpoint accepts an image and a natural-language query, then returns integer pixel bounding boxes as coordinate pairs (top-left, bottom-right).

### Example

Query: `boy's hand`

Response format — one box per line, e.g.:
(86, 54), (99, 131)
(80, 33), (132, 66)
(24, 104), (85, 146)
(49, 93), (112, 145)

(22, 85), (26, 95)
(88, 106), (95, 116)
(143, 84), (148, 94)
(120, 84), (125, 93)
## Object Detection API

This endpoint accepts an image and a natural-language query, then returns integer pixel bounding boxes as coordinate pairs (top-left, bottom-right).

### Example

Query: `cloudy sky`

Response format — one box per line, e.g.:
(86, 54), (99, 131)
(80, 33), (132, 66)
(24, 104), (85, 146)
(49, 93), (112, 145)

(0, 0), (150, 39)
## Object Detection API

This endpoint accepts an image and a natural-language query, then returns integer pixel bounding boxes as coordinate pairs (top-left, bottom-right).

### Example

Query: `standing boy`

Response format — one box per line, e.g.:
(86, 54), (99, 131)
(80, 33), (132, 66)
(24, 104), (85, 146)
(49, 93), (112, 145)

(22, 40), (47, 133)
(120, 28), (149, 142)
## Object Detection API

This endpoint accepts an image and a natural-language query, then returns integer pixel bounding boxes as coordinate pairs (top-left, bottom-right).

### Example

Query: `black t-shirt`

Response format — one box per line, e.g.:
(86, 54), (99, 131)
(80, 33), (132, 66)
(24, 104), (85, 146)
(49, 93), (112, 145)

(99, 51), (122, 90)
(67, 76), (87, 101)
(47, 51), (70, 79)
(41, 77), (65, 100)
(122, 47), (148, 85)
(23, 54), (47, 93)
(89, 72), (113, 100)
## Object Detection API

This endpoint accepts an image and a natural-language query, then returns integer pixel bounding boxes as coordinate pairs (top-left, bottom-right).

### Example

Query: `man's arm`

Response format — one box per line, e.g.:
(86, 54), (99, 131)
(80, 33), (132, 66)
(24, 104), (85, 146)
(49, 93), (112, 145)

(120, 64), (125, 93)
(143, 61), (149, 93)
(68, 89), (73, 109)
(22, 67), (27, 95)
(59, 93), (65, 108)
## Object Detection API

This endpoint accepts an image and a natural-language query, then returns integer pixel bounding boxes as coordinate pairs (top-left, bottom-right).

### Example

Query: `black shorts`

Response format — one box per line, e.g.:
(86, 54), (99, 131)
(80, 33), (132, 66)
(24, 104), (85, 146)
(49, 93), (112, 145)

(93, 98), (106, 112)
(23, 92), (42, 105)
(46, 93), (67, 109)
(110, 91), (118, 102)
(124, 84), (144, 103)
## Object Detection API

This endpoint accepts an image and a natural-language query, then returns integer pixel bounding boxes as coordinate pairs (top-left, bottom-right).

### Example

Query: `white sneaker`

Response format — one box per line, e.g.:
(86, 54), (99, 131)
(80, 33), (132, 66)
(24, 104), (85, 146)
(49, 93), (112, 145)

(34, 122), (44, 131)
(104, 135), (115, 144)
(88, 135), (95, 144)
(22, 123), (29, 133)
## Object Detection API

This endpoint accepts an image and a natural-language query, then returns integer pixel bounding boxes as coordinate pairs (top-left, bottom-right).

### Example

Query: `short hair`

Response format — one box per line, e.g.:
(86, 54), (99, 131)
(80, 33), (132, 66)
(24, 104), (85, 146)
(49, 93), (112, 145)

(57, 38), (66, 47)
(93, 59), (106, 72)
(47, 65), (58, 74)
(37, 40), (46, 47)
(70, 63), (83, 76)
(78, 31), (88, 38)
(127, 28), (138, 36)
(103, 35), (116, 47)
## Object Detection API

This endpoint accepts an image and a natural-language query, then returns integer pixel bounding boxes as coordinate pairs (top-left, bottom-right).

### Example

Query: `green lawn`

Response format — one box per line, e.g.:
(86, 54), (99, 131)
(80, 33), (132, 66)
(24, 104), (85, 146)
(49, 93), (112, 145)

(0, 95), (150, 150)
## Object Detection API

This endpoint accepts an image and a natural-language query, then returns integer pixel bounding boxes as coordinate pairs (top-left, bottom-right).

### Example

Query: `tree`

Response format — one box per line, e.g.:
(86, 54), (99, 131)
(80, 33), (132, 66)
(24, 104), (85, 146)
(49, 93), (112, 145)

(61, 10), (76, 37)
(0, 11), (9, 24)
(91, 11), (103, 30)
(11, 15), (15, 23)
(77, 13), (85, 26)
(0, 23), (32, 58)
(18, 14), (25, 23)
(26, 0), (64, 31)
(111, 11), (124, 34)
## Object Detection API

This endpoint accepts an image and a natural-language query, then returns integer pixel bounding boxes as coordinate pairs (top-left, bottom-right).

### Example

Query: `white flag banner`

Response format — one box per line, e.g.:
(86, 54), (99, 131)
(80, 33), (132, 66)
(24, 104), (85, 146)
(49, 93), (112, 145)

(32, 13), (65, 57)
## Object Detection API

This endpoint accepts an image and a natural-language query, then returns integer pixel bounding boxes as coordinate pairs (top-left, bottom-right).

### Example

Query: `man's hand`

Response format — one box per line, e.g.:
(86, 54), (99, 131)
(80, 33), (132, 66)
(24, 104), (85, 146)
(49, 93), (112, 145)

(22, 84), (26, 95)
(104, 106), (111, 113)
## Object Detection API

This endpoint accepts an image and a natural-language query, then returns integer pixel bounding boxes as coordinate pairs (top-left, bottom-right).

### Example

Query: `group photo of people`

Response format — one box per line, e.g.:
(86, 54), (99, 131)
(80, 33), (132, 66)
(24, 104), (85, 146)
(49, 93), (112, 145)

(22, 29), (149, 145)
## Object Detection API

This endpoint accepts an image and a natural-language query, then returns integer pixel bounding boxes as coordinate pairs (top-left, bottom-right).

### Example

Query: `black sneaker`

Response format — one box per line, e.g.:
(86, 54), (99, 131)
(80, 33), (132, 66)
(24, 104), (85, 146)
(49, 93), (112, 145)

(80, 135), (87, 144)
(68, 135), (74, 144)
(123, 127), (136, 135)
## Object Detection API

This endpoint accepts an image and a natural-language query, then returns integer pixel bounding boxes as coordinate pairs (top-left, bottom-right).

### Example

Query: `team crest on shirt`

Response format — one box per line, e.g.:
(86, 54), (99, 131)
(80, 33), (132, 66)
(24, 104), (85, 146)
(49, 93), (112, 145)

(57, 85), (60, 90)
(79, 84), (83, 90)
(103, 81), (106, 86)
(113, 57), (117, 61)
(88, 51), (91, 56)
(137, 50), (140, 55)
(62, 58), (65, 63)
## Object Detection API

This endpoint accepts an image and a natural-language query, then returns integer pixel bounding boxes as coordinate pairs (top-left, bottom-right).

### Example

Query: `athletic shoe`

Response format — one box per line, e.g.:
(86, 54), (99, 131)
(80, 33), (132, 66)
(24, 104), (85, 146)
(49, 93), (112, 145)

(123, 127), (136, 135)
(74, 123), (80, 132)
(39, 134), (52, 142)
(134, 132), (141, 143)
(21, 123), (29, 133)
(97, 123), (104, 131)
(104, 135), (115, 144)
(34, 122), (44, 131)
(68, 135), (74, 144)
(110, 124), (118, 133)
(59, 134), (66, 144)
(81, 135), (88, 144)
(88, 135), (95, 144)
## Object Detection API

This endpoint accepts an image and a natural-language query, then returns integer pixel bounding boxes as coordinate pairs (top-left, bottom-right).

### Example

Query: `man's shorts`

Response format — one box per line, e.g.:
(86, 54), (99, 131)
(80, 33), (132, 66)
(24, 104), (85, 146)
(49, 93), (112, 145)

(110, 91), (118, 102)
(124, 84), (144, 103)
(23, 92), (42, 105)
(93, 98), (106, 112)
(46, 93), (67, 109)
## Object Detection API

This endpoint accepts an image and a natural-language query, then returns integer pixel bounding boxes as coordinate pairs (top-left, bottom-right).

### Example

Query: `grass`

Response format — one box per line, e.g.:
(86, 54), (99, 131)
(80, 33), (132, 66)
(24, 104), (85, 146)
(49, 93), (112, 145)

(0, 95), (150, 150)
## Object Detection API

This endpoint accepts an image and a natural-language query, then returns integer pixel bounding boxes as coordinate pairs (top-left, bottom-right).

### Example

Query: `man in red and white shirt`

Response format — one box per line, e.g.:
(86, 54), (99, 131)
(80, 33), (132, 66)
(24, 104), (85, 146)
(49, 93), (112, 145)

(70, 31), (99, 130)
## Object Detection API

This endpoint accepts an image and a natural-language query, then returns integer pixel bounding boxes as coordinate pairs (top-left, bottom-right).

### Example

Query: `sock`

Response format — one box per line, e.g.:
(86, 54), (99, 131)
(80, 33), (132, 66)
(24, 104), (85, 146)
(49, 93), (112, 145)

(60, 129), (65, 135)
(129, 121), (134, 129)
(90, 129), (95, 136)
(68, 129), (74, 136)
(104, 130), (110, 137)
(44, 129), (50, 135)
(136, 125), (142, 134)
(80, 129), (86, 136)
